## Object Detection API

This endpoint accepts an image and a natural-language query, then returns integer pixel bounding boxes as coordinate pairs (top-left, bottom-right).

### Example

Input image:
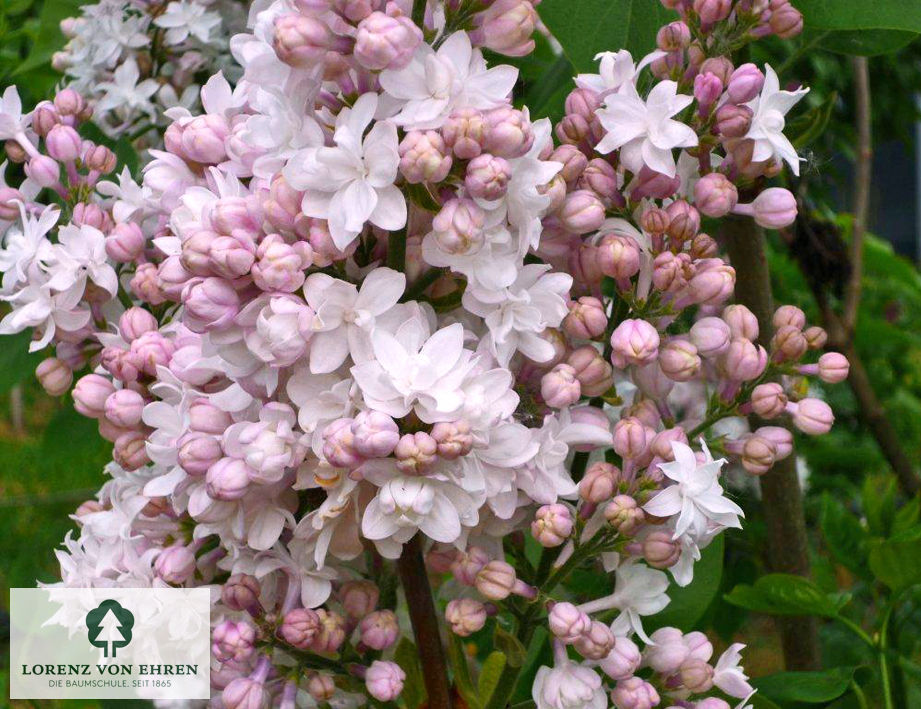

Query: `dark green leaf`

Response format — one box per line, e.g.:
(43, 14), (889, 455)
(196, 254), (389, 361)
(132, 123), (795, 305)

(725, 573), (847, 617)
(0, 331), (44, 394)
(494, 626), (527, 668)
(892, 497), (921, 536)
(538, 0), (673, 72)
(820, 494), (870, 578)
(13, 0), (81, 76)
(752, 666), (862, 703)
(394, 637), (426, 709)
(868, 537), (921, 592)
(796, 0), (921, 55)
(448, 634), (479, 709)
(646, 534), (724, 633)
(787, 91), (837, 149)
(863, 473), (897, 538)
(477, 651), (507, 708)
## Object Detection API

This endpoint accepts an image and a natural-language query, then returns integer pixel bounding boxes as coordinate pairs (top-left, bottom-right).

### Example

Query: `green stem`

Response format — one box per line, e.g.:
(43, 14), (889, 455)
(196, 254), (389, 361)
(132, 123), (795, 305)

(834, 615), (875, 649)
(851, 681), (869, 709)
(411, 0), (426, 27)
(387, 225), (407, 272)
(879, 603), (896, 709)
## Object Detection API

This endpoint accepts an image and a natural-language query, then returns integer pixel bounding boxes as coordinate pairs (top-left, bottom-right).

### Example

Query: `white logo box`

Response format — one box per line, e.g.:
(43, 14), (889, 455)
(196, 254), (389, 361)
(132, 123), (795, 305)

(9, 587), (211, 700)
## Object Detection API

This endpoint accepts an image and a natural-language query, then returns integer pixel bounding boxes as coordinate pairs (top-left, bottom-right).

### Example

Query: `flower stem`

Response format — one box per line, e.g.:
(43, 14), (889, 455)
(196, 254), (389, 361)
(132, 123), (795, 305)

(411, 0), (426, 28)
(397, 534), (453, 709)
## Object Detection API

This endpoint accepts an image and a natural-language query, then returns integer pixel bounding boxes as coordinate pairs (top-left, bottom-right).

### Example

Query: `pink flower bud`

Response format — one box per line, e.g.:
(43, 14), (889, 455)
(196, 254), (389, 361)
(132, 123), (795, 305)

(694, 0), (732, 21)
(348, 410), (398, 458)
(252, 234), (309, 291)
(443, 108), (490, 160)
(700, 56), (735, 84)
(567, 345), (614, 396)
(222, 677), (268, 709)
(750, 382), (787, 418)
(532, 503), (573, 547)
(432, 198), (486, 254)
(71, 203), (110, 232)
(206, 457), (252, 500)
(650, 428), (688, 461)
(610, 319), (660, 368)
(354, 11), (422, 71)
(178, 433), (223, 475)
(209, 234), (256, 279)
(772, 324), (808, 362)
(451, 546), (489, 585)
(54, 88), (86, 117)
(550, 145), (589, 186)
(113, 430), (149, 470)
(185, 399), (229, 435)
(659, 338), (701, 381)
(445, 598), (487, 637)
(184, 278), (240, 332)
(816, 352), (849, 383)
(666, 200), (701, 242)
(338, 580), (379, 619)
(611, 677), (660, 709)
(430, 419), (473, 459)
(307, 673), (335, 702)
(104, 388), (145, 428)
(694, 72), (723, 111)
(727, 63), (765, 104)
(574, 620), (615, 661)
(471, 0), (538, 57)
(559, 189), (605, 234)
(721, 338), (767, 381)
(365, 660), (405, 702)
(73, 374), (115, 418)
(118, 307), (157, 343)
(756, 426), (794, 459)
(773, 304), (806, 330)
(394, 431), (438, 474)
(747, 187), (798, 228)
(154, 543), (196, 584)
(694, 172), (738, 217)
(222, 574), (262, 615)
(600, 636), (641, 681)
(179, 114), (228, 165)
(548, 601), (590, 643)
(541, 363), (582, 409)
(564, 296), (608, 340)
(689, 261), (735, 305)
(646, 627), (689, 673)
(643, 530), (681, 569)
(273, 14), (332, 67)
(632, 361), (675, 400)
(613, 417), (653, 461)
(84, 144), (116, 173)
(321, 417), (362, 468)
(26, 155), (60, 188)
(106, 222), (145, 263)
(723, 304), (760, 340)
(360, 609), (399, 650)
(212, 620), (256, 663)
(129, 331), (175, 376)
(680, 658), (715, 693)
(465, 153), (511, 200)
(476, 560), (535, 600)
(741, 434), (776, 475)
(46, 124), (82, 162)
(803, 325), (827, 349)
(399, 130), (452, 184)
(770, 2), (803, 37)
(581, 158), (621, 206)
(657, 21), (691, 50)
(715, 103), (753, 138)
(579, 462), (619, 503)
(279, 608), (320, 649)
(32, 103), (60, 137)
(597, 233), (641, 279)
(653, 251), (689, 294)
(604, 495), (644, 535)
(790, 398), (834, 435)
(36, 358), (72, 396)
(484, 106), (534, 158)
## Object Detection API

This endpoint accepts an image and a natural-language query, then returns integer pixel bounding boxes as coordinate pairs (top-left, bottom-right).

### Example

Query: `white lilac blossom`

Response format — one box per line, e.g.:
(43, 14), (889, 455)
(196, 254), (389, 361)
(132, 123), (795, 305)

(0, 0), (842, 706)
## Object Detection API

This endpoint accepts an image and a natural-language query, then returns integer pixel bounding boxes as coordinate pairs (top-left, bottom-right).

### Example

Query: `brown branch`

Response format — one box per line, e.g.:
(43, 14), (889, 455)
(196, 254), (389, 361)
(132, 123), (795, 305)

(722, 217), (821, 671)
(844, 56), (871, 332)
(397, 534), (454, 709)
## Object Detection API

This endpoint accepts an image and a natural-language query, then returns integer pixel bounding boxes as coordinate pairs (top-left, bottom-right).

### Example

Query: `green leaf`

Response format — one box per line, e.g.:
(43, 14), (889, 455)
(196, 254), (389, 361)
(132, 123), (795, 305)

(863, 473), (897, 537)
(893, 497), (921, 536)
(646, 534), (724, 633)
(752, 666), (862, 703)
(394, 637), (426, 709)
(538, 0), (673, 72)
(448, 634), (480, 709)
(787, 91), (837, 149)
(477, 651), (507, 707)
(13, 0), (81, 76)
(868, 537), (921, 592)
(0, 331), (43, 395)
(494, 626), (527, 668)
(820, 494), (870, 578)
(724, 573), (848, 617)
(796, 0), (921, 55)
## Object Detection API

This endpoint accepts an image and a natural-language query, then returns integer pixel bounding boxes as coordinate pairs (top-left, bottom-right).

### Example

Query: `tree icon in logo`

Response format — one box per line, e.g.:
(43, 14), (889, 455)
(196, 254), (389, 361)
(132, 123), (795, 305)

(86, 600), (134, 658)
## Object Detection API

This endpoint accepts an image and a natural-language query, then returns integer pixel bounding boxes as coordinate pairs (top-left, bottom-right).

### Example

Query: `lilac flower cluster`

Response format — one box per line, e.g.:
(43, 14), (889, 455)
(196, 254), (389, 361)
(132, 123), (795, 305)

(0, 0), (845, 706)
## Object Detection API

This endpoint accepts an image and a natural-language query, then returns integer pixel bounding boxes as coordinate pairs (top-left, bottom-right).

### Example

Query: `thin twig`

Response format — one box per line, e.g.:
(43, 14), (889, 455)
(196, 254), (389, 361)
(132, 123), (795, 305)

(844, 56), (871, 332)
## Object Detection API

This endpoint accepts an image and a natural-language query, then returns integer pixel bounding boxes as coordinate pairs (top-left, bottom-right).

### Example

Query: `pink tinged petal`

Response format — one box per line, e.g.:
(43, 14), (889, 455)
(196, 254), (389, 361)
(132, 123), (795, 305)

(143, 467), (186, 497)
(420, 323), (464, 371)
(419, 492), (462, 543)
(467, 66), (519, 108)
(643, 485), (682, 518)
(369, 185), (407, 232)
(355, 268), (406, 313)
(248, 507), (287, 550)
(362, 498), (400, 540)
(641, 140), (677, 178)
(371, 328), (410, 373)
(309, 329), (350, 374)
